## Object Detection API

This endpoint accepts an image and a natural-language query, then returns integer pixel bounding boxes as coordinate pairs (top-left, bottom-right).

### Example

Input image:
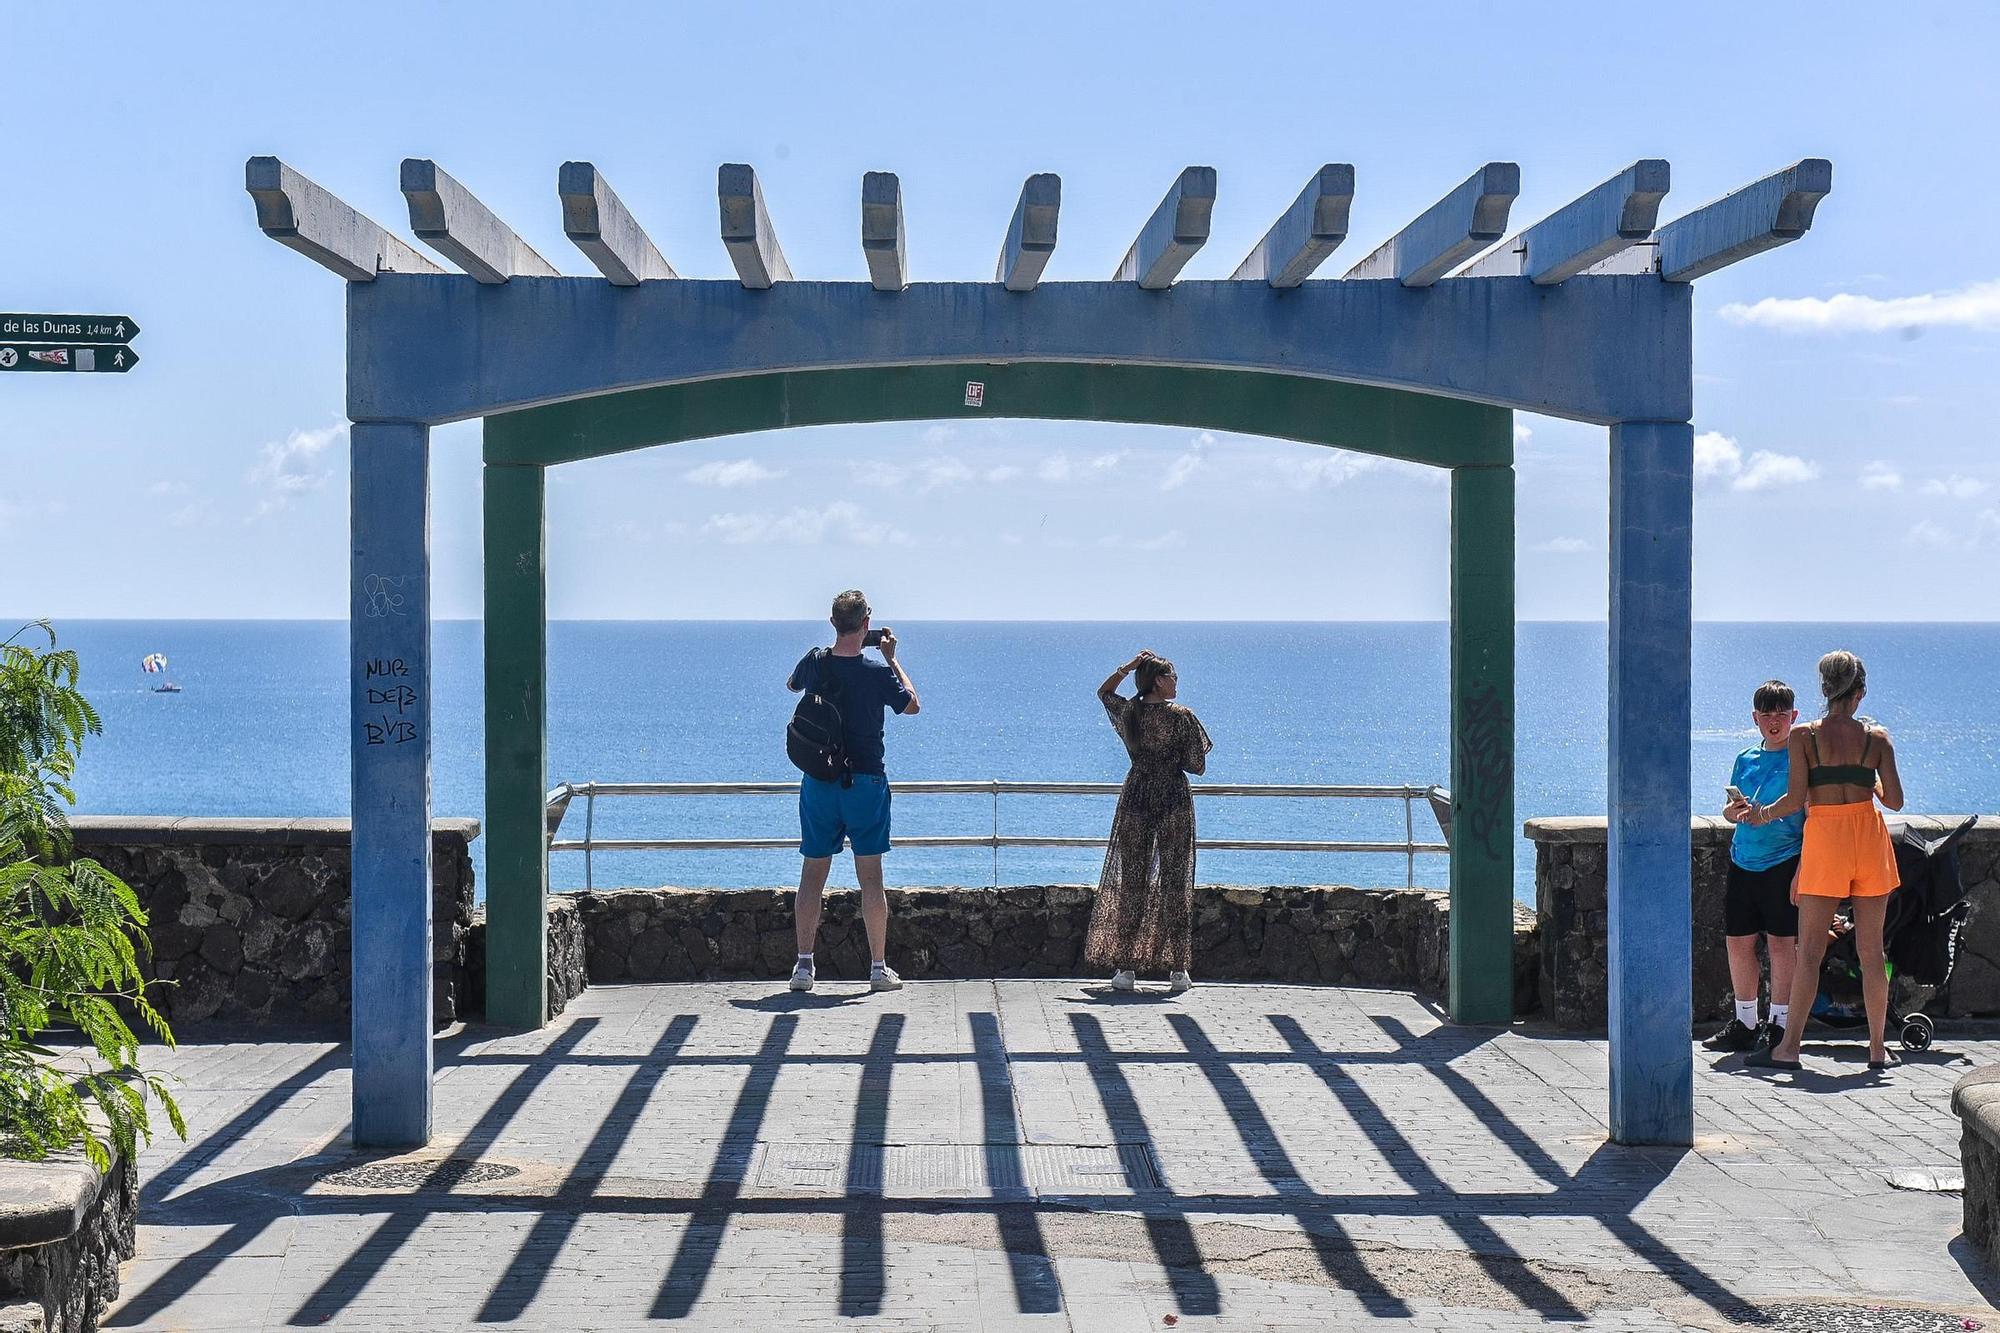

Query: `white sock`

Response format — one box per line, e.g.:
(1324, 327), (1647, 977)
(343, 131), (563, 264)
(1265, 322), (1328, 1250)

(797, 952), (813, 964)
(1769, 1004), (1789, 1029)
(1734, 999), (1758, 1027)
(870, 960), (888, 972)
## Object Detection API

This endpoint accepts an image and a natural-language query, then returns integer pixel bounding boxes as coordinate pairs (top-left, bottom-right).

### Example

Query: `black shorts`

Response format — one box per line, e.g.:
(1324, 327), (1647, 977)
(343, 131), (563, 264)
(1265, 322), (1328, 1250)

(1724, 855), (1801, 939)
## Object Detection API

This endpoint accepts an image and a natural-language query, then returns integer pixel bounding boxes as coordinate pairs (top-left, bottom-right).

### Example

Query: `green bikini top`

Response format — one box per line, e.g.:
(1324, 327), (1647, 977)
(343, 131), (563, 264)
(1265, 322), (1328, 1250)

(1804, 723), (1878, 788)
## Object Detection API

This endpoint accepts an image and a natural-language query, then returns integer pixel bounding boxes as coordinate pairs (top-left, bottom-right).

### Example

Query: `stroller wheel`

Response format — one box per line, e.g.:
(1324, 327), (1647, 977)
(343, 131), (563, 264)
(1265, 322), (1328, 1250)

(1899, 1013), (1934, 1052)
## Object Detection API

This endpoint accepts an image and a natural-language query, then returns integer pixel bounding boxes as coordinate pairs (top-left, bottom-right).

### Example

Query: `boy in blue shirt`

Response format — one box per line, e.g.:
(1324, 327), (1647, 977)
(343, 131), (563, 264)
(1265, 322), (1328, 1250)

(1709, 680), (1805, 1052)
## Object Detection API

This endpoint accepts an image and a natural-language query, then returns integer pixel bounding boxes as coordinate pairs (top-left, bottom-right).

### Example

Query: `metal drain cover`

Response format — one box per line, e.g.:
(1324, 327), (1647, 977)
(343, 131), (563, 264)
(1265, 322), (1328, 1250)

(755, 1142), (1158, 1195)
(316, 1158), (521, 1191)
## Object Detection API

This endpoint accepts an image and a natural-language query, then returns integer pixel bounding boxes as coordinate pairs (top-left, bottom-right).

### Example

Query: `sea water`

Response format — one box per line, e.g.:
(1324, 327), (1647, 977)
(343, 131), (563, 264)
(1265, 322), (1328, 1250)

(35, 620), (2000, 902)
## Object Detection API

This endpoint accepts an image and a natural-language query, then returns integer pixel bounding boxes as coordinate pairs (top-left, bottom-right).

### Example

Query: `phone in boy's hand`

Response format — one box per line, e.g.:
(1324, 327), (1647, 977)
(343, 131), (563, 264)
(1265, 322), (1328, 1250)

(863, 629), (885, 647)
(1724, 785), (1745, 803)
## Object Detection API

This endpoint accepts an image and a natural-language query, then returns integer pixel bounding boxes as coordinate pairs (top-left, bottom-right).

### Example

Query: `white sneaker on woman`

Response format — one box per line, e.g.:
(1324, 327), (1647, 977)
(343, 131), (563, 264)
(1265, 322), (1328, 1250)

(1110, 970), (1137, 991)
(789, 959), (815, 992)
(1168, 970), (1193, 994)
(870, 963), (903, 992)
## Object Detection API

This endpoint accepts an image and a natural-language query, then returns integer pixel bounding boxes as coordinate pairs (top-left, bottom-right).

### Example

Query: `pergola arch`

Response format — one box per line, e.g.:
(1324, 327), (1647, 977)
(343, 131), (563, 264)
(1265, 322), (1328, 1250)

(247, 150), (1832, 1151)
(479, 362), (1516, 1077)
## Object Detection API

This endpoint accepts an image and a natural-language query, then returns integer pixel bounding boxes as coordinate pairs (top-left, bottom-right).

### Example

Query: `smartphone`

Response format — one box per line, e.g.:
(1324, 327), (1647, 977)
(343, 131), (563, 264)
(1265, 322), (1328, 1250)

(1724, 785), (1745, 803)
(863, 629), (885, 647)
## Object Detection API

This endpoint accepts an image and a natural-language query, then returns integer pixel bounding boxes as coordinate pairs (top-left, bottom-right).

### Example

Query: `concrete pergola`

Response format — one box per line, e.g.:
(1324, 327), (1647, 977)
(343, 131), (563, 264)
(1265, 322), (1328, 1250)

(246, 151), (1830, 1151)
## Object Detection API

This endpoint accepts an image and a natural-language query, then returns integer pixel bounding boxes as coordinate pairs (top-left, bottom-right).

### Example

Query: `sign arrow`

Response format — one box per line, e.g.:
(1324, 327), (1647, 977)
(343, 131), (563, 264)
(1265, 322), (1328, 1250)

(0, 344), (139, 373)
(0, 313), (140, 344)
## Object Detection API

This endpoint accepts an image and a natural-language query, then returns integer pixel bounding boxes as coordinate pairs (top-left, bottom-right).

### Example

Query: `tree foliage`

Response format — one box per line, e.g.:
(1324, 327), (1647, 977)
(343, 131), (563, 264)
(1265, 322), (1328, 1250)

(0, 621), (183, 1169)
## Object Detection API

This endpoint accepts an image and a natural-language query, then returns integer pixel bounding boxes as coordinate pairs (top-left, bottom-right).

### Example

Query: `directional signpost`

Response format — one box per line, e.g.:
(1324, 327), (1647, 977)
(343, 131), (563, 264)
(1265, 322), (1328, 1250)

(0, 312), (141, 374)
(0, 345), (139, 373)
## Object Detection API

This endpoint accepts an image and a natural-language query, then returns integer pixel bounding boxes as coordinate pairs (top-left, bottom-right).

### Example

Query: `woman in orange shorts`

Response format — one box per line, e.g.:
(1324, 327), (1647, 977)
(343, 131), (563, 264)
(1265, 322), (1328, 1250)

(1745, 650), (1904, 1071)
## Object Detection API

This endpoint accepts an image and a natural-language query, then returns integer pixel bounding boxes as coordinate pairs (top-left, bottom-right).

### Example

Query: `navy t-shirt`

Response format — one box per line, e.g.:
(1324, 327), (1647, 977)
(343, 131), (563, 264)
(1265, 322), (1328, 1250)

(788, 650), (913, 777)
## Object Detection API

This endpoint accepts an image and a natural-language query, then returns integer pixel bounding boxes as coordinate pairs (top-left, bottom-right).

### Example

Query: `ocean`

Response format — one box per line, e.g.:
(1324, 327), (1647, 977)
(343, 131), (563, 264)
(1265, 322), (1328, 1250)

(31, 620), (2000, 904)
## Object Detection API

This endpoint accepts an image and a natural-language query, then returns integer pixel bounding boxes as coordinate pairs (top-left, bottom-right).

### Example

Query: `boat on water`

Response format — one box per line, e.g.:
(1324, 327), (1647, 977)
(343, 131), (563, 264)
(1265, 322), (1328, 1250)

(141, 651), (181, 694)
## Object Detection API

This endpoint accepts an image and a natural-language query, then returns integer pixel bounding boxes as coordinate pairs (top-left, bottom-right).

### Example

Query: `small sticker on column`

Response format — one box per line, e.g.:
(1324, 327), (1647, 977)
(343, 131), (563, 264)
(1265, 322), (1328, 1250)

(963, 381), (985, 408)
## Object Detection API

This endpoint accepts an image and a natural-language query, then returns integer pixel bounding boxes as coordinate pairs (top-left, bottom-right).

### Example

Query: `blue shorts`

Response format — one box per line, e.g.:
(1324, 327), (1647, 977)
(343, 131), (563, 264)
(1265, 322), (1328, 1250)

(798, 773), (892, 858)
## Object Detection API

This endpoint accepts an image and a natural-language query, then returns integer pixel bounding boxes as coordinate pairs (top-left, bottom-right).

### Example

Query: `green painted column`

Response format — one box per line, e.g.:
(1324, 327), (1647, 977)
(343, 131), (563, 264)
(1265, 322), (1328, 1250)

(1448, 459), (1516, 1024)
(483, 458), (548, 1028)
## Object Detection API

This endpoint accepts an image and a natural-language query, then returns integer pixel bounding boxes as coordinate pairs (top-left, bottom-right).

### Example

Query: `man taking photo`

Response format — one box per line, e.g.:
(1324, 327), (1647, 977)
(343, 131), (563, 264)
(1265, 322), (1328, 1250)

(784, 589), (920, 992)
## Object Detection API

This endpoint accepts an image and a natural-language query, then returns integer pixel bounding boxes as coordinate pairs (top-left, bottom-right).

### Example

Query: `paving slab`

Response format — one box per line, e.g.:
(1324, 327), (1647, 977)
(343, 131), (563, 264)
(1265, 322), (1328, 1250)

(100, 979), (2000, 1330)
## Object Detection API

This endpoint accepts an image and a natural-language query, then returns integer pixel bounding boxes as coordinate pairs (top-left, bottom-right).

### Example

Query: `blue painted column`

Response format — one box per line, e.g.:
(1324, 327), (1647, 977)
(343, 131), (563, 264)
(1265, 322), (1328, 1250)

(1606, 420), (1694, 1146)
(349, 420), (433, 1148)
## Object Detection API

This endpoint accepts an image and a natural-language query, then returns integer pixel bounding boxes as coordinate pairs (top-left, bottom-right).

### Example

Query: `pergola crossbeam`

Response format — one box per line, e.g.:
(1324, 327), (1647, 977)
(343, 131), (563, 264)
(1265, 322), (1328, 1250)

(1115, 166), (1217, 289)
(1232, 164), (1354, 288)
(559, 162), (675, 286)
(1654, 159), (1833, 282)
(996, 173), (1061, 292)
(862, 172), (907, 292)
(245, 157), (443, 282)
(1345, 163), (1520, 287)
(1459, 159), (1671, 284)
(718, 164), (793, 289)
(401, 160), (560, 284)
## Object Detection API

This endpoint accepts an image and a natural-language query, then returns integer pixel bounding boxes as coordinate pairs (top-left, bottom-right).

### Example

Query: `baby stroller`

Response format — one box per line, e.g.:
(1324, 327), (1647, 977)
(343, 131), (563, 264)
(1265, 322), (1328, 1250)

(1811, 815), (1977, 1052)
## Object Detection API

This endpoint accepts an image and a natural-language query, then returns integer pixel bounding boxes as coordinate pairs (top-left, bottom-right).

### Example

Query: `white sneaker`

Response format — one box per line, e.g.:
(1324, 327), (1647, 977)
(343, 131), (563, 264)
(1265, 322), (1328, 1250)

(870, 964), (903, 992)
(1110, 970), (1137, 992)
(1168, 970), (1193, 994)
(789, 959), (815, 992)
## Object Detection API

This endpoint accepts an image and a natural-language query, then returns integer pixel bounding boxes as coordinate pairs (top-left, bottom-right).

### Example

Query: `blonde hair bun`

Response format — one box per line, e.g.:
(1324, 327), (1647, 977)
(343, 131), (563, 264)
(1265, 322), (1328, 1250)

(1817, 650), (1866, 705)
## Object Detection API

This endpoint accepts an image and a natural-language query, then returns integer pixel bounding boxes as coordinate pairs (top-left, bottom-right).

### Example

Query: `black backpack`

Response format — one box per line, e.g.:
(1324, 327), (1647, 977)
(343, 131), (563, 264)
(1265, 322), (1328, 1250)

(786, 650), (852, 786)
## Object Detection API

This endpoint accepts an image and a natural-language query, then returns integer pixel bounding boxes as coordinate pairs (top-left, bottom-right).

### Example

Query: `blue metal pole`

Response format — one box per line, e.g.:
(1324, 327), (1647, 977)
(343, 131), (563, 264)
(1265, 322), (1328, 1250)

(1606, 420), (1694, 1146)
(349, 420), (433, 1149)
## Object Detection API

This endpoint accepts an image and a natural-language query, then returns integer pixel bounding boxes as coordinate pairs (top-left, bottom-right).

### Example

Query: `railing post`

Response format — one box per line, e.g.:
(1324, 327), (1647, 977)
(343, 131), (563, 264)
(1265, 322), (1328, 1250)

(584, 788), (596, 891)
(1404, 793), (1415, 888)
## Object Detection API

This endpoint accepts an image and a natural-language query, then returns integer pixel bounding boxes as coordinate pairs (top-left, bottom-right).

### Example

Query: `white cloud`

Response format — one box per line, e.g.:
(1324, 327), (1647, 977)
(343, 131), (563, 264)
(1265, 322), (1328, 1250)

(248, 422), (346, 517)
(148, 480), (192, 497)
(1692, 431), (1816, 491)
(921, 424), (958, 447)
(1733, 451), (1820, 491)
(1289, 450), (1380, 488)
(1719, 279), (2000, 333)
(685, 458), (784, 488)
(852, 456), (1015, 491)
(1860, 462), (1902, 491)
(1036, 451), (1126, 483)
(1532, 537), (1589, 554)
(1160, 431), (1218, 492)
(1692, 431), (1742, 481)
(1513, 421), (1534, 444)
(168, 502), (213, 529)
(1906, 519), (1956, 549)
(700, 501), (910, 547)
(1921, 474), (1988, 500)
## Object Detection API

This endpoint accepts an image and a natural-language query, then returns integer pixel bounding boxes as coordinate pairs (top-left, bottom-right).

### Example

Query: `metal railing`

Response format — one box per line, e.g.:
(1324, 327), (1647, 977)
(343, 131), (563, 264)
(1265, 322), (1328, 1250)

(545, 780), (1453, 890)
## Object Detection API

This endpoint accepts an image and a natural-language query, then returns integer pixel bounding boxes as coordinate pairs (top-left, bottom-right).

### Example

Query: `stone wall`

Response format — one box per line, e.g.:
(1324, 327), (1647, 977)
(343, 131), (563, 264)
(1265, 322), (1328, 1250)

(1528, 814), (2000, 1029)
(69, 818), (480, 1030)
(0, 1155), (137, 1333)
(1955, 1068), (2000, 1274)
(572, 884), (1542, 1014)
(463, 896), (589, 1022)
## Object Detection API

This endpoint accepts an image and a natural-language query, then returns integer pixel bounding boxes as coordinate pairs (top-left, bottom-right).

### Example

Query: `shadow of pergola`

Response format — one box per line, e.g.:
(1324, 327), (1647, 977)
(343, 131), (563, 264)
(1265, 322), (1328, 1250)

(110, 1001), (1764, 1328)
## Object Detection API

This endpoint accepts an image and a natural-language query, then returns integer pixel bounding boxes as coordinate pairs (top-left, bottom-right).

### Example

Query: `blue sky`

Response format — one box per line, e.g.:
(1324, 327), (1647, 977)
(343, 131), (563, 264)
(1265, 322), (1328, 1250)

(4, 2), (1997, 622)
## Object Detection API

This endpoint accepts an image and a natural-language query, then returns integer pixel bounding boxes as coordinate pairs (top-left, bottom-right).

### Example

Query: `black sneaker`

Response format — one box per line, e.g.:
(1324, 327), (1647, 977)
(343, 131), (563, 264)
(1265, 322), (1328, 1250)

(1703, 1019), (1759, 1052)
(1754, 1021), (1785, 1053)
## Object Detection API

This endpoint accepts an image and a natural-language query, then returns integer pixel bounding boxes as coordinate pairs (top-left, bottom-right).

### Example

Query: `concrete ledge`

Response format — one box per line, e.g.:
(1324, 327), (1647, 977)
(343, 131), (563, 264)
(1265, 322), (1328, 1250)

(0, 1155), (136, 1333)
(67, 816), (480, 847)
(0, 1162), (102, 1251)
(1956, 1066), (2000, 1275)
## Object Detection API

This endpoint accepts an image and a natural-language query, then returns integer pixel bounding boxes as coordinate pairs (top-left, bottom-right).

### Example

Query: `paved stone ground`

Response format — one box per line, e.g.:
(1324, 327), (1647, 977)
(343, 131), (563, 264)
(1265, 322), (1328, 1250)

(102, 981), (1999, 1331)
